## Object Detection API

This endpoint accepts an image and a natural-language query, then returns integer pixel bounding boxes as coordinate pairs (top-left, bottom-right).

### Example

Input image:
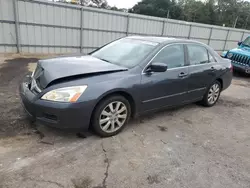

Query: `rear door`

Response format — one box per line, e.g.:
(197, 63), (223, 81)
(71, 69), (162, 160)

(139, 44), (190, 112)
(185, 44), (218, 100)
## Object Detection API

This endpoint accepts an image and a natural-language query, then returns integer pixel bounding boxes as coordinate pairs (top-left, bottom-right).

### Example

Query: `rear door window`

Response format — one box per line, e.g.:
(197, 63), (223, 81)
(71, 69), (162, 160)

(208, 52), (216, 62)
(187, 44), (209, 65)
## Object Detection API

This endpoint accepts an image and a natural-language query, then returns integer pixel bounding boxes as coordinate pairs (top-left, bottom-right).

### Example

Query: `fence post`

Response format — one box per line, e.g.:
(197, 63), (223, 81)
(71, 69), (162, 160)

(208, 27), (213, 45)
(80, 7), (83, 53)
(161, 19), (165, 36)
(12, 0), (21, 53)
(241, 31), (245, 41)
(223, 30), (230, 51)
(188, 24), (192, 39)
(126, 14), (130, 36)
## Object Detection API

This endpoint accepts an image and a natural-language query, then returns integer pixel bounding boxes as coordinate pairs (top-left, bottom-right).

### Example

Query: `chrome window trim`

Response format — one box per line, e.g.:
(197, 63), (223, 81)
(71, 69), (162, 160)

(142, 43), (187, 74)
(186, 62), (215, 67)
(142, 42), (217, 75)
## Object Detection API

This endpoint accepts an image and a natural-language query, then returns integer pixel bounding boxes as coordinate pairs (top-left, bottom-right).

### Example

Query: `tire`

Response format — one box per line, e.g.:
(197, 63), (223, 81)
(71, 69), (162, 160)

(91, 95), (131, 137)
(201, 80), (222, 107)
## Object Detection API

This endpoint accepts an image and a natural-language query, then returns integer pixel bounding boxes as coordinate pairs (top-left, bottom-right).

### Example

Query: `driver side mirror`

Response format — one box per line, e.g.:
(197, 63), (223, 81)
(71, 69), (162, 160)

(238, 41), (242, 46)
(146, 62), (168, 73)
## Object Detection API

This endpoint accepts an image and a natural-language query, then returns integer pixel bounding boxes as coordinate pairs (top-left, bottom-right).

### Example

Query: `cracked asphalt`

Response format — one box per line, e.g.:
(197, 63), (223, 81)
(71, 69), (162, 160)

(0, 55), (250, 188)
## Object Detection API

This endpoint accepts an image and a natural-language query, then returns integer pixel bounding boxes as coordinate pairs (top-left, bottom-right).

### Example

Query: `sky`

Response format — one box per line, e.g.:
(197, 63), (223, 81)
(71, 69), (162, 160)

(107, 0), (140, 8)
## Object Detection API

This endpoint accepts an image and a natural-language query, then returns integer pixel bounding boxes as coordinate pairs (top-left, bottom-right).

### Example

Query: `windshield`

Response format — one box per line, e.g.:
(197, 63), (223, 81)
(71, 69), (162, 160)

(91, 38), (158, 68)
(242, 37), (250, 47)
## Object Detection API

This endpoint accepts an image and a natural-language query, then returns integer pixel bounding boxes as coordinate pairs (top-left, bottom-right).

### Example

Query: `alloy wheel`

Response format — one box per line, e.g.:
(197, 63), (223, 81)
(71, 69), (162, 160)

(99, 101), (128, 133)
(207, 83), (220, 105)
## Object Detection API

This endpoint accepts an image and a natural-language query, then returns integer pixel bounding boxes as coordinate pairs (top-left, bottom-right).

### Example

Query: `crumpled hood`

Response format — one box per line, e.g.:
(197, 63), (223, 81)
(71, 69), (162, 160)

(229, 46), (250, 56)
(35, 55), (128, 88)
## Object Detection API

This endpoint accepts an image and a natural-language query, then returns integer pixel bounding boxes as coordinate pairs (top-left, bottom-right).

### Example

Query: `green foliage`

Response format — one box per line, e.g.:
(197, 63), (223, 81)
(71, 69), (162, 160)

(58, 0), (108, 8)
(129, 0), (250, 29)
(57, 0), (250, 29)
(129, 0), (184, 20)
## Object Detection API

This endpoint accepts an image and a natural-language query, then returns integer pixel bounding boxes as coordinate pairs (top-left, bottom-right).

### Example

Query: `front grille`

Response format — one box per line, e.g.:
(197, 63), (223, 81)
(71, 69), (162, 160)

(230, 54), (250, 66)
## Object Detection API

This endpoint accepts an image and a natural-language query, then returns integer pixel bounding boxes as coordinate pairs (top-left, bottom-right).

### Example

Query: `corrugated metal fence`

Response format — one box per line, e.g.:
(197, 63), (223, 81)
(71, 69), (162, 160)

(0, 0), (250, 54)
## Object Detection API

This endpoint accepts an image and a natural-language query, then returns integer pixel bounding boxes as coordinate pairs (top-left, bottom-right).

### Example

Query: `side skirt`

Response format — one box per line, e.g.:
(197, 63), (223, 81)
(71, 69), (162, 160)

(134, 97), (203, 118)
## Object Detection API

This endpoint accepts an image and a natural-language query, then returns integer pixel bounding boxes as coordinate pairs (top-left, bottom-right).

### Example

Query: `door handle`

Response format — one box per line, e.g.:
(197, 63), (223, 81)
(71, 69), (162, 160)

(178, 72), (188, 78)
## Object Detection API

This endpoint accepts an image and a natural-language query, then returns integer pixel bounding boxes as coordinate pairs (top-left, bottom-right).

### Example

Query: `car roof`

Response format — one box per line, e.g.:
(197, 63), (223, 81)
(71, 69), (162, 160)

(126, 36), (201, 45)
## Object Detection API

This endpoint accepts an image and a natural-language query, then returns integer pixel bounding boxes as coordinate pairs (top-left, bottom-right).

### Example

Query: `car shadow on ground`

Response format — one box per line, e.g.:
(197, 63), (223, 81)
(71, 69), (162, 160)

(233, 71), (250, 80)
(24, 103), (199, 145)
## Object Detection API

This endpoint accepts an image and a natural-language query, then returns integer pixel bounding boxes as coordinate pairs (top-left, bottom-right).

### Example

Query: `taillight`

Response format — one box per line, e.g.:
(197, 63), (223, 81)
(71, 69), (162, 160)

(230, 63), (233, 72)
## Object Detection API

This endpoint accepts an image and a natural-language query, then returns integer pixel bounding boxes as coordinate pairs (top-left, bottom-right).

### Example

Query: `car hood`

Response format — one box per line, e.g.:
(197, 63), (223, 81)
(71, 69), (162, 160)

(229, 46), (250, 56)
(34, 55), (128, 89)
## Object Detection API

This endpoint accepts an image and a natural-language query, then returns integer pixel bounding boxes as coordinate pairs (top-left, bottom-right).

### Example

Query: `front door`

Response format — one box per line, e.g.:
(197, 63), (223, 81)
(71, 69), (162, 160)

(139, 44), (190, 112)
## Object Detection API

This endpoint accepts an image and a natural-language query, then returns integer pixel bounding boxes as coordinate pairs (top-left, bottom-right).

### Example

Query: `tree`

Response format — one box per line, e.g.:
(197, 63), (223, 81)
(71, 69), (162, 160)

(129, 0), (250, 29)
(57, 0), (250, 29)
(129, 0), (184, 19)
(59, 0), (108, 8)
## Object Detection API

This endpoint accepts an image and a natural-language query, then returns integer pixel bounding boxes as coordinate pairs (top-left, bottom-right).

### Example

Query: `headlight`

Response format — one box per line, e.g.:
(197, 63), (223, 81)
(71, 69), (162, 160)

(41, 86), (87, 102)
(227, 52), (233, 59)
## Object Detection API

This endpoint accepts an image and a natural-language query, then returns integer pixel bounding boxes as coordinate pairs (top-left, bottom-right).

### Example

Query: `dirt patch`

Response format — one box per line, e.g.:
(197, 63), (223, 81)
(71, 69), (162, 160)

(0, 58), (38, 137)
(147, 174), (160, 184)
(217, 98), (250, 108)
(232, 79), (250, 87)
(157, 125), (168, 132)
(72, 177), (93, 188)
(0, 58), (38, 85)
(27, 63), (37, 72)
(232, 72), (250, 87)
(183, 118), (193, 125)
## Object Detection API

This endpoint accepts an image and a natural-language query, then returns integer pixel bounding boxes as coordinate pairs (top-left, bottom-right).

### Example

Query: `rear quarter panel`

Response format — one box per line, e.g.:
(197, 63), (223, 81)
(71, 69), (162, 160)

(218, 58), (233, 90)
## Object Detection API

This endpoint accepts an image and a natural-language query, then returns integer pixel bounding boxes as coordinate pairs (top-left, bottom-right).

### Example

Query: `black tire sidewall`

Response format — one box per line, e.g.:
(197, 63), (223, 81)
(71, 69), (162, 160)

(202, 81), (221, 107)
(92, 95), (131, 137)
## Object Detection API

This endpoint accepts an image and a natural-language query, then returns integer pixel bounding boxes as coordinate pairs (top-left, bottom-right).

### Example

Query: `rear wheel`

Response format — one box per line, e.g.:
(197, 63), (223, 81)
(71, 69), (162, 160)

(92, 95), (131, 137)
(201, 81), (221, 107)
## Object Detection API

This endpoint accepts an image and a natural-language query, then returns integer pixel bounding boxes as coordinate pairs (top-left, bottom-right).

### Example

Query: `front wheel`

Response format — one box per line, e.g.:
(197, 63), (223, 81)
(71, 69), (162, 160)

(92, 95), (131, 137)
(201, 81), (221, 107)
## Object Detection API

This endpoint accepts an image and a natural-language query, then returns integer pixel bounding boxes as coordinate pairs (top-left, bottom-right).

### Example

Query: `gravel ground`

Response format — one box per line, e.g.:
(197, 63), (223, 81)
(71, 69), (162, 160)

(0, 55), (250, 188)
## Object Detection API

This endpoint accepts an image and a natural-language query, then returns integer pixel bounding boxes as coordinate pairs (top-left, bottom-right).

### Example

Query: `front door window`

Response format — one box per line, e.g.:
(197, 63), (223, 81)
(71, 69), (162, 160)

(152, 44), (185, 69)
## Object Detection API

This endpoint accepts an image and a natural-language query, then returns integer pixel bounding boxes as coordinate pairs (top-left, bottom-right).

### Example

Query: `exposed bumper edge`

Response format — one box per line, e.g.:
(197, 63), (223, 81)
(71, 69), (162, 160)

(19, 82), (94, 130)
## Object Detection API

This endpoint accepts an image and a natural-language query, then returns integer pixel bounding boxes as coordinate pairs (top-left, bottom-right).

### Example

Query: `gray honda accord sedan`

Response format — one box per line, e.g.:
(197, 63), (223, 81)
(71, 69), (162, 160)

(20, 36), (233, 137)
